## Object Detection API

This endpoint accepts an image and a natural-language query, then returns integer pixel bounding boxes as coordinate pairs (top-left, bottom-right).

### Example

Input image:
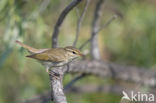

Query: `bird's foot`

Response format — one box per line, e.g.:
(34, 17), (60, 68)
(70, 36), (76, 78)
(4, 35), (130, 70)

(48, 70), (60, 80)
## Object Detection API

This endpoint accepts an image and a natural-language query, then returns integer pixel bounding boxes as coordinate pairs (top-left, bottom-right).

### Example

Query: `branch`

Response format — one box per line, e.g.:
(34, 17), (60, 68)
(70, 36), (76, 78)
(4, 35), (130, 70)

(73, 0), (90, 47)
(49, 67), (68, 103)
(90, 0), (105, 60)
(67, 60), (156, 87)
(52, 0), (82, 48)
(79, 14), (117, 50)
(19, 84), (123, 103)
(47, 60), (156, 103)
(20, 83), (156, 103)
(96, 14), (117, 34)
(64, 74), (87, 90)
(20, 60), (156, 103)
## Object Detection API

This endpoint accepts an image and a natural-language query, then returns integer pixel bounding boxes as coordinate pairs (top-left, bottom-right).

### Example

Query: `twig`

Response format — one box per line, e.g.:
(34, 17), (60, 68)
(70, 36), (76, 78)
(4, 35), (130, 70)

(79, 38), (90, 50)
(52, 0), (82, 48)
(73, 0), (90, 47)
(79, 14), (117, 50)
(75, 7), (80, 18)
(64, 74), (87, 90)
(96, 14), (117, 34)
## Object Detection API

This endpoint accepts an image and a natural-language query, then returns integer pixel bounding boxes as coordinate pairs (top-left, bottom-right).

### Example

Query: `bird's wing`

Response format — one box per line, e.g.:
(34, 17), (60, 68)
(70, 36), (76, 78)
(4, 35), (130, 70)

(26, 48), (65, 62)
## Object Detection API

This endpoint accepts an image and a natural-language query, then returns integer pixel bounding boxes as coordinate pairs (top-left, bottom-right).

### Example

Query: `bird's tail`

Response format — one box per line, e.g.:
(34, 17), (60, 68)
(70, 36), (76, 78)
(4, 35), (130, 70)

(16, 40), (39, 53)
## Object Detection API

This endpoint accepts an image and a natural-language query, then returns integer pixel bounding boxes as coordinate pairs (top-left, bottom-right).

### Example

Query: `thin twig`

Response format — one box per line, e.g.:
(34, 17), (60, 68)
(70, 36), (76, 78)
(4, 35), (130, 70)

(79, 14), (117, 50)
(73, 0), (90, 47)
(75, 7), (80, 20)
(79, 38), (90, 50)
(52, 0), (82, 48)
(96, 14), (117, 34)
(64, 74), (87, 90)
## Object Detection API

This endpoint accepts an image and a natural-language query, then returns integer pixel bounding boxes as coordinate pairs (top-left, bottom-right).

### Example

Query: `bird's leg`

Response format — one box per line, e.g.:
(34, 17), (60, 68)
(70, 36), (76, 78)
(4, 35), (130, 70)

(50, 71), (60, 80)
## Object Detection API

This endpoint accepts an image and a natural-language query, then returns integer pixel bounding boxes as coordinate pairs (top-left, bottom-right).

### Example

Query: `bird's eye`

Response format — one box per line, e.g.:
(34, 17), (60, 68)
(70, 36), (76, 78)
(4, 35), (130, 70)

(72, 51), (76, 54)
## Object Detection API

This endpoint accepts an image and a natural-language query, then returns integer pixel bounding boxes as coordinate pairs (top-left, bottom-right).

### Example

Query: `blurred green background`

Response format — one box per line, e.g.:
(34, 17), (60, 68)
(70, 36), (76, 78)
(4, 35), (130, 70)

(0, 0), (156, 103)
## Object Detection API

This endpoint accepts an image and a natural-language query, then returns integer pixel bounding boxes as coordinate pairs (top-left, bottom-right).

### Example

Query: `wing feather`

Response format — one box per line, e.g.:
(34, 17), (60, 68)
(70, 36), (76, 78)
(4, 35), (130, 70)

(26, 48), (66, 62)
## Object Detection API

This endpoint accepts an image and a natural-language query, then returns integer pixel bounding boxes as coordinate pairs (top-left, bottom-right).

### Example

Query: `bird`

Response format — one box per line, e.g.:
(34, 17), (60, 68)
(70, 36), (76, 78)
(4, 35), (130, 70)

(16, 40), (83, 73)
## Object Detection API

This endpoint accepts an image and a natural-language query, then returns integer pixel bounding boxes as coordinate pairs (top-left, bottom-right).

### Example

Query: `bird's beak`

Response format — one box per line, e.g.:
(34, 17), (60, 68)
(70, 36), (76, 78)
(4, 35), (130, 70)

(79, 53), (84, 57)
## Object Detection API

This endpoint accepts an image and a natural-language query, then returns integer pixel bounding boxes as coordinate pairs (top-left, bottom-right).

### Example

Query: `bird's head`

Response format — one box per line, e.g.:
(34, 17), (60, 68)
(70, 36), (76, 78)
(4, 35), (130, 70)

(64, 46), (84, 60)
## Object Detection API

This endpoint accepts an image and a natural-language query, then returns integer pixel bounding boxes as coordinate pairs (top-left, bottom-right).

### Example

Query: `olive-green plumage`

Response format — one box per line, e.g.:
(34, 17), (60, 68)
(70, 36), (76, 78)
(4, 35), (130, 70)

(16, 40), (83, 72)
(26, 48), (67, 62)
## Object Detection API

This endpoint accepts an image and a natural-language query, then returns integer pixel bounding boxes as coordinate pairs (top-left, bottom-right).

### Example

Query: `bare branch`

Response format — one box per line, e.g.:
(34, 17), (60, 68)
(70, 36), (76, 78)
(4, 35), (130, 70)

(79, 38), (90, 50)
(79, 14), (117, 50)
(64, 74), (87, 90)
(20, 82), (156, 103)
(96, 14), (117, 34)
(79, 1), (118, 52)
(68, 60), (156, 87)
(73, 0), (90, 47)
(75, 7), (80, 18)
(90, 0), (105, 60)
(52, 0), (82, 48)
(49, 67), (68, 103)
(47, 60), (155, 103)
(20, 59), (156, 103)
(50, 1), (84, 102)
(20, 84), (123, 103)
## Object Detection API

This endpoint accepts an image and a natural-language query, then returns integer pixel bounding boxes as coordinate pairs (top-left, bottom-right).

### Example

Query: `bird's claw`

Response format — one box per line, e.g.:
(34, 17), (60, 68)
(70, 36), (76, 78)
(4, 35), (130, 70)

(48, 70), (60, 80)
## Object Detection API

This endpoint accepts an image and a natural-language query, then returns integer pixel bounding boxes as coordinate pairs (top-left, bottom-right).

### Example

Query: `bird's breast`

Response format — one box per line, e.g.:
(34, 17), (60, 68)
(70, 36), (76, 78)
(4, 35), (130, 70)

(40, 60), (69, 68)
